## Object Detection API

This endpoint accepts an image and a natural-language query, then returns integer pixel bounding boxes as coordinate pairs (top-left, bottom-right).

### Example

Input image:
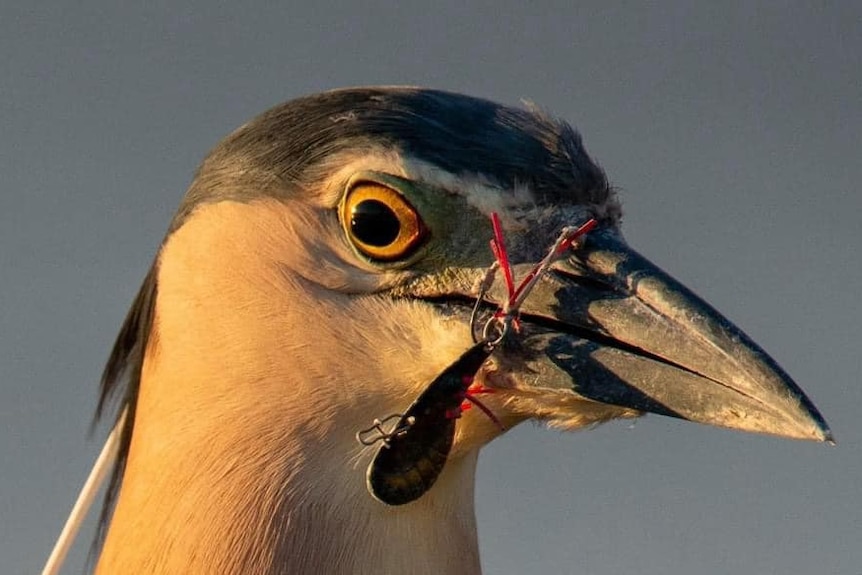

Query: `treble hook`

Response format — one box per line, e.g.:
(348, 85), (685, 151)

(470, 214), (597, 345)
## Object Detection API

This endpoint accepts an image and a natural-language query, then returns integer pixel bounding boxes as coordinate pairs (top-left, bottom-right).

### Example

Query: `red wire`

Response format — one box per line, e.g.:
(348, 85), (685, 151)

(491, 213), (597, 309)
(490, 213), (516, 305)
(557, 218), (597, 254)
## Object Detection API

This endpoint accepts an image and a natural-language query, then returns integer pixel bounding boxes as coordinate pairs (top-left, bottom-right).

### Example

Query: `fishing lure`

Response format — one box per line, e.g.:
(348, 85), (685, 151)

(363, 341), (497, 505)
(358, 213), (597, 505)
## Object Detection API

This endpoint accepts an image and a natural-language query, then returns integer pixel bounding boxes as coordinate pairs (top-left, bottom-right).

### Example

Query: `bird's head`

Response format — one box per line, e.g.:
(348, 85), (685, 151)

(98, 87), (830, 532)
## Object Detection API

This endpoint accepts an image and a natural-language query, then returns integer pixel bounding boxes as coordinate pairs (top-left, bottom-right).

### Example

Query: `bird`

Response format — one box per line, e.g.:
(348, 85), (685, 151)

(44, 87), (831, 574)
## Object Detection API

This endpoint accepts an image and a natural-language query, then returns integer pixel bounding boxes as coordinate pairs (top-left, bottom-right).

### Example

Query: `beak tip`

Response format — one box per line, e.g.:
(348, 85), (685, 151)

(788, 413), (833, 444)
(767, 396), (833, 444)
(796, 396), (833, 444)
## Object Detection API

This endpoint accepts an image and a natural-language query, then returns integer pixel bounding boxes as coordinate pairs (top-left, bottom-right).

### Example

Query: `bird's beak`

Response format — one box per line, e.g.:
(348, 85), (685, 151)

(497, 226), (831, 442)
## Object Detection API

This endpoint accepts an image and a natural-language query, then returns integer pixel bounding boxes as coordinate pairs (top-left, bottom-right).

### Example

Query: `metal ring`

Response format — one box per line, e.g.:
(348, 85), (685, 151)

(481, 315), (510, 347)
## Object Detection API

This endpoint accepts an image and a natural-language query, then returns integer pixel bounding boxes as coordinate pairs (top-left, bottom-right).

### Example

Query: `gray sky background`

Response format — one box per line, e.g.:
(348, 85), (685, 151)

(2, 4), (860, 574)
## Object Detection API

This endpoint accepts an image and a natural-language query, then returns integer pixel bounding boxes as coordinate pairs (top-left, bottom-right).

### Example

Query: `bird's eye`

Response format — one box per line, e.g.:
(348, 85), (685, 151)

(341, 183), (427, 261)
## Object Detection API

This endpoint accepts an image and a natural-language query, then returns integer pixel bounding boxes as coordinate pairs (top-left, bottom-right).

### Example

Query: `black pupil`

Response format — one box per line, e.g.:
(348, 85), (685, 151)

(350, 200), (401, 246)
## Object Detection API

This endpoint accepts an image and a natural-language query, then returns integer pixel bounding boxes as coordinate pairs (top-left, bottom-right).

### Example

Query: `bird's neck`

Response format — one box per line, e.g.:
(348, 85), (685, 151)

(96, 201), (486, 573)
(96, 419), (481, 574)
(95, 324), (484, 573)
